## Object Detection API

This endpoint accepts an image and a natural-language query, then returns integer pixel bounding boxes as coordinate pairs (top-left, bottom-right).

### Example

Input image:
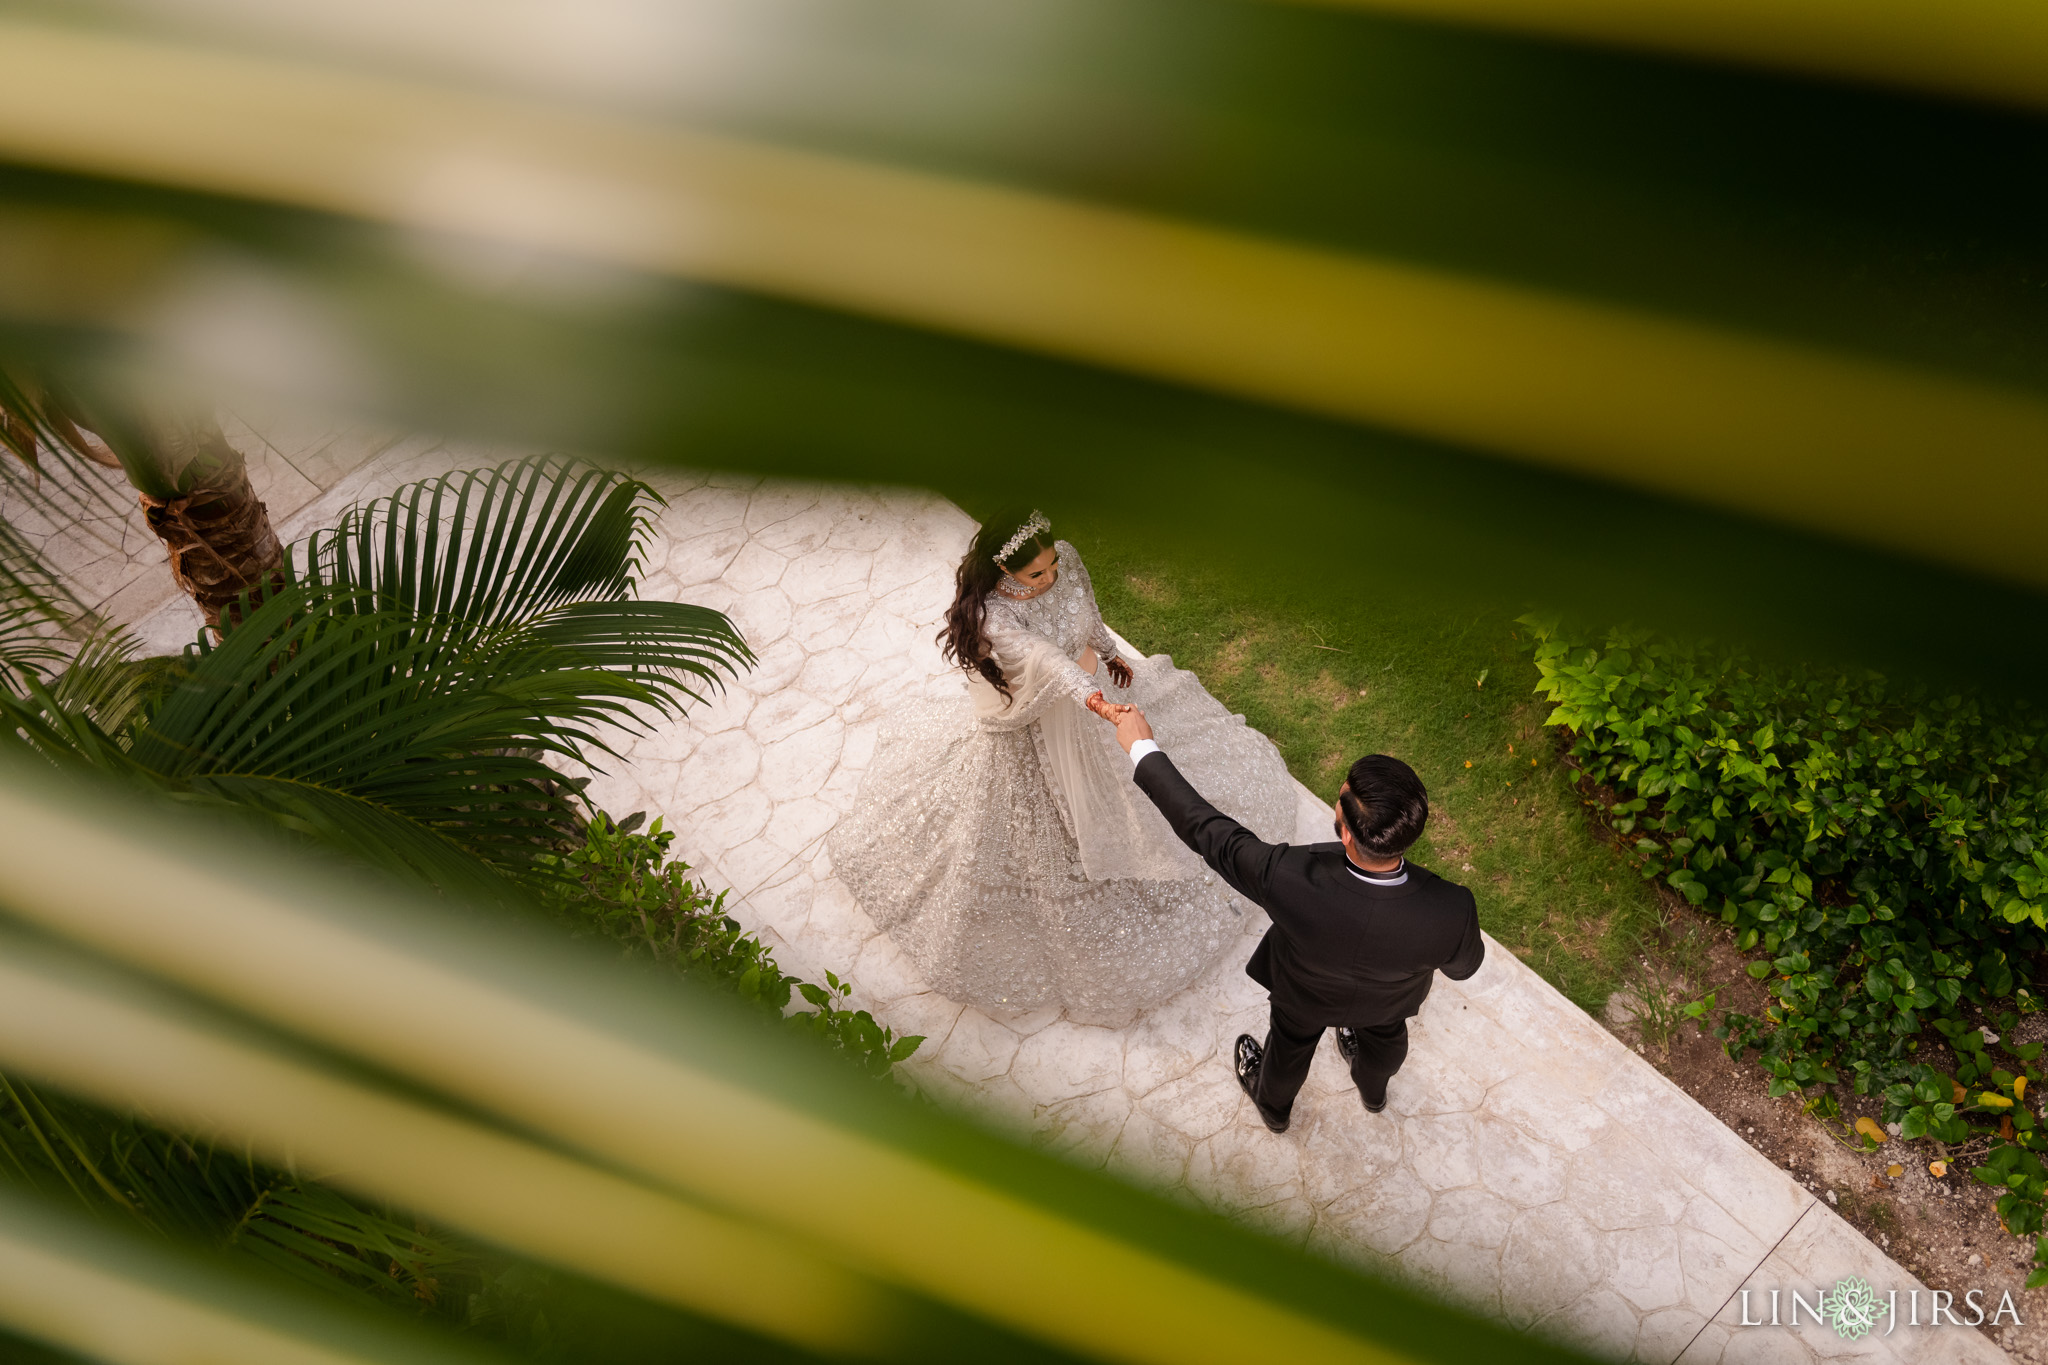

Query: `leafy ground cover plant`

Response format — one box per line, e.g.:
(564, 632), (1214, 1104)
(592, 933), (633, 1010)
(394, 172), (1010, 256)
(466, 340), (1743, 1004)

(536, 812), (922, 1077)
(1523, 618), (2048, 1278)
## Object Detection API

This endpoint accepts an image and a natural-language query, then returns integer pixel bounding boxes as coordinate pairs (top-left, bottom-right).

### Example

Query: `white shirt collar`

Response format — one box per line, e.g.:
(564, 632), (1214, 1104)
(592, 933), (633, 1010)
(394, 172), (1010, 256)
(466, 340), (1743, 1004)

(1345, 858), (1408, 886)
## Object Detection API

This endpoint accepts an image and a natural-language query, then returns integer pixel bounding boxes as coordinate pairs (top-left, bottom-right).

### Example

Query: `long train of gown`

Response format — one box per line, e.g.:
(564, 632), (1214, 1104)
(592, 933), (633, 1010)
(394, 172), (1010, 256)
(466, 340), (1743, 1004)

(828, 547), (1295, 1013)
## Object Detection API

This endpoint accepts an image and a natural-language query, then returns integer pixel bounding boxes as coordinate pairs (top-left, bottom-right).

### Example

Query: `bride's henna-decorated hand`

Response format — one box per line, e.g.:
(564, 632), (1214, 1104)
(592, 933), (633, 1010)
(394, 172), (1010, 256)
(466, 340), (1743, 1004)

(1100, 702), (1138, 724)
(1087, 693), (1137, 722)
(1106, 657), (1133, 688)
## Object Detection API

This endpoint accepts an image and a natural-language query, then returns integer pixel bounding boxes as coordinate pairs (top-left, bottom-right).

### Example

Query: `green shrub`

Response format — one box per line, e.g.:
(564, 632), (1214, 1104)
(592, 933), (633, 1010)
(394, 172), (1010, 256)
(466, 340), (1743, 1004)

(535, 813), (922, 1077)
(1524, 618), (2048, 1275)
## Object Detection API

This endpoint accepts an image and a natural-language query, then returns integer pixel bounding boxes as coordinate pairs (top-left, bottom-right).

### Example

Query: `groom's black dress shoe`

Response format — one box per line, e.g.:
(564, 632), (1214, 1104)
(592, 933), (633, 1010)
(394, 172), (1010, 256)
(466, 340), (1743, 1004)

(1335, 1029), (1388, 1113)
(1233, 1034), (1290, 1134)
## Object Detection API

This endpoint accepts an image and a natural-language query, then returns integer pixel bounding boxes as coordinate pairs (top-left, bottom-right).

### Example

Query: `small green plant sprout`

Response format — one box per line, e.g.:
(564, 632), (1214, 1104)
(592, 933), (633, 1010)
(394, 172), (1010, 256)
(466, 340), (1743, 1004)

(2029, 1235), (2048, 1291)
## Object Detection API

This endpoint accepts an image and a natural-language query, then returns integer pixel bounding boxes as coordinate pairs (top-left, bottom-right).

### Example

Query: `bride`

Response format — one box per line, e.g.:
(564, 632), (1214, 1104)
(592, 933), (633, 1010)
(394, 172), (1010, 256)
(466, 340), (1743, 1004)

(828, 509), (1295, 1015)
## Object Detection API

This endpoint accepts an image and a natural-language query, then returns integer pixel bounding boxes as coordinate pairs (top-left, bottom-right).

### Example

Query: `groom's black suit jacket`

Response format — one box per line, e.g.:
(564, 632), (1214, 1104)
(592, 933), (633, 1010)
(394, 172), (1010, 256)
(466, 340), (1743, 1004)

(1135, 751), (1485, 1025)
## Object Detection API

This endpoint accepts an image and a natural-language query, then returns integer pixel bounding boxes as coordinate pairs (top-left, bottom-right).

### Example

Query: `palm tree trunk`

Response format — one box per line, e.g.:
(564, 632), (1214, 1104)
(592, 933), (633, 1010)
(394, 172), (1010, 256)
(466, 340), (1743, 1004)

(134, 423), (281, 630)
(0, 372), (283, 631)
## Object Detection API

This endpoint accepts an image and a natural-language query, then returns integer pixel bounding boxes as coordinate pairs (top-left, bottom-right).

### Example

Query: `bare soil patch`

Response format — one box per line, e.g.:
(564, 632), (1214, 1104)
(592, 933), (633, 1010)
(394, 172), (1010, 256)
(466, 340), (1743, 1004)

(1614, 908), (2048, 1361)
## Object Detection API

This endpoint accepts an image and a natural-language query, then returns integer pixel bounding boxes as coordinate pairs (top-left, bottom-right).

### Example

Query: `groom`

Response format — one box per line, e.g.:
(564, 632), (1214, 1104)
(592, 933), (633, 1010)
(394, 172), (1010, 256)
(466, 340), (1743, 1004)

(1101, 703), (1484, 1132)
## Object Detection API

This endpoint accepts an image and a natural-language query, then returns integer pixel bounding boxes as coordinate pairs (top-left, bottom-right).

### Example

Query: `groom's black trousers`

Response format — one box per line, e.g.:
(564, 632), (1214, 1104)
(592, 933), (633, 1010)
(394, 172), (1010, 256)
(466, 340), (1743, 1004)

(1252, 1004), (1407, 1121)
(1129, 749), (1485, 1124)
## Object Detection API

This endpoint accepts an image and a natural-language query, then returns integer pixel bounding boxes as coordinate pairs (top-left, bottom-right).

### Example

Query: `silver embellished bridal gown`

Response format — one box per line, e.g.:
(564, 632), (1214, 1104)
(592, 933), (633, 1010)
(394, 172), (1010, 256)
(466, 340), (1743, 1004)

(828, 540), (1296, 1013)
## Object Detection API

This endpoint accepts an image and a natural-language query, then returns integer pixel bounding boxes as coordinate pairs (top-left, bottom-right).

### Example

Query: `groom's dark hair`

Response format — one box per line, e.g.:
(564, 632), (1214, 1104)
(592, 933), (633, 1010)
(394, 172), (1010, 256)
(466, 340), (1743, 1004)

(1339, 755), (1429, 858)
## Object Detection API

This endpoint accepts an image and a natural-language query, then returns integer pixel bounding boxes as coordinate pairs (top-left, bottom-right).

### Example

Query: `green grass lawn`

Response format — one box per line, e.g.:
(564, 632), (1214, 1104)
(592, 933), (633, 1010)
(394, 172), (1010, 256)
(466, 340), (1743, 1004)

(1069, 521), (1661, 1012)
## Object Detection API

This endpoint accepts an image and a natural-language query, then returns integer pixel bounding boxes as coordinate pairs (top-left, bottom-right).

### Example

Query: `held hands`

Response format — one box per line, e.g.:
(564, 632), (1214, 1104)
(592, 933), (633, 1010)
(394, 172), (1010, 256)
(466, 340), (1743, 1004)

(1089, 698), (1155, 754)
(1086, 691), (1132, 719)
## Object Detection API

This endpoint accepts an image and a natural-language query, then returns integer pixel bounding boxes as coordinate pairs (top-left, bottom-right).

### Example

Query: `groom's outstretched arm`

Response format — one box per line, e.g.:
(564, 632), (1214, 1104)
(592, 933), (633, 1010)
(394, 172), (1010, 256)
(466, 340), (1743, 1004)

(1131, 749), (1286, 908)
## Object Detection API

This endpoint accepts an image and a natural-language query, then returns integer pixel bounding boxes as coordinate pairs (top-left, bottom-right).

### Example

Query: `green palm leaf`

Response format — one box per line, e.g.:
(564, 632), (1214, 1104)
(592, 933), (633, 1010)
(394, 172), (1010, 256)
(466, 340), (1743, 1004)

(98, 457), (752, 889)
(311, 457), (642, 619)
(3, 454), (751, 898)
(0, 496), (169, 737)
(0, 661), (520, 904)
(46, 631), (172, 737)
(190, 776), (540, 907)
(516, 600), (756, 713)
(127, 584), (593, 881)
(0, 520), (80, 692)
(0, 504), (151, 725)
(235, 1185), (471, 1305)
(294, 455), (752, 707)
(0, 1072), (491, 1321)
(0, 365), (129, 491)
(0, 678), (148, 778)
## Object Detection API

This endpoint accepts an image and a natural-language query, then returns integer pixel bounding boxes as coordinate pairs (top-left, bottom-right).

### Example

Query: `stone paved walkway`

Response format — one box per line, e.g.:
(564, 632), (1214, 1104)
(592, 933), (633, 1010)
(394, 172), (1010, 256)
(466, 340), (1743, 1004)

(84, 418), (2010, 1364)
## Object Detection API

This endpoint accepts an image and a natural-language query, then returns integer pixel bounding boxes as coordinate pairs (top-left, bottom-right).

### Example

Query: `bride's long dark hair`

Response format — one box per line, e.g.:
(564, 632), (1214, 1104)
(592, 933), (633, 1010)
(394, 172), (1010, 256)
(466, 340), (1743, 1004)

(940, 508), (1053, 702)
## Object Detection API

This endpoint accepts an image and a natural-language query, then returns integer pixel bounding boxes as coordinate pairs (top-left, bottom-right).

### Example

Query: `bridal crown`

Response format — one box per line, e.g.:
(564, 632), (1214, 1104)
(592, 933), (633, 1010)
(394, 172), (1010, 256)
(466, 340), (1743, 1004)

(994, 510), (1051, 565)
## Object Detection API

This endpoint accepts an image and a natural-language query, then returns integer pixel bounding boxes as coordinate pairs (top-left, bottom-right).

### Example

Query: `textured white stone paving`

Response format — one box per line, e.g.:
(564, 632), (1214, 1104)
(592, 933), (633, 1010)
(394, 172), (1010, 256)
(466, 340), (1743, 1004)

(75, 420), (2006, 1364)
